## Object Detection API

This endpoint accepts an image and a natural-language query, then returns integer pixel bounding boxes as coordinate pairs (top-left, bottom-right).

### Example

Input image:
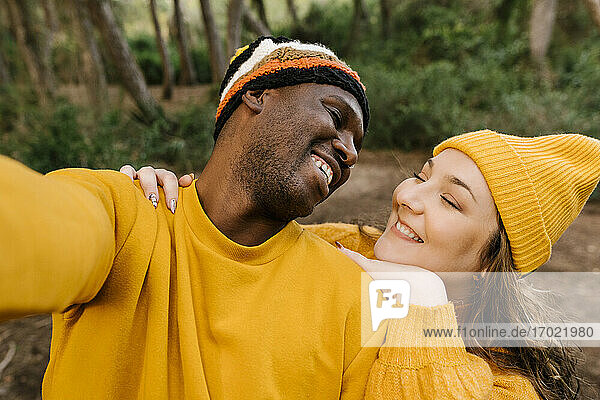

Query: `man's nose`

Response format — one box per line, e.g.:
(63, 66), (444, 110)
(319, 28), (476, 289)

(332, 134), (358, 167)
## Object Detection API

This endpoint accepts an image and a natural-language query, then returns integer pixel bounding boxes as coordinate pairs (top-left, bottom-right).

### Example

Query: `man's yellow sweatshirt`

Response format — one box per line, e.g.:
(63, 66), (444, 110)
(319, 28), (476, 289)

(1, 155), (541, 399)
(0, 156), (383, 399)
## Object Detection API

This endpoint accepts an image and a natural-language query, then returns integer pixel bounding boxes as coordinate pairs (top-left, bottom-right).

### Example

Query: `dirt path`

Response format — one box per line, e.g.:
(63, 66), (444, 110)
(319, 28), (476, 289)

(1, 150), (599, 399)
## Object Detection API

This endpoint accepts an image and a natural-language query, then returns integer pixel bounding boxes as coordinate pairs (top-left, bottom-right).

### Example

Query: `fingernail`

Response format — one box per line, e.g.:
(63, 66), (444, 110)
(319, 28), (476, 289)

(148, 193), (158, 208)
(335, 241), (344, 249)
(170, 199), (176, 214)
(190, 173), (195, 179)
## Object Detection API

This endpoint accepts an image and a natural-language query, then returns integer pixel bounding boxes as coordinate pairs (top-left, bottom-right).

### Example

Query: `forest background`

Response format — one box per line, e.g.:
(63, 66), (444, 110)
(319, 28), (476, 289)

(1, 0), (600, 180)
(0, 0), (600, 399)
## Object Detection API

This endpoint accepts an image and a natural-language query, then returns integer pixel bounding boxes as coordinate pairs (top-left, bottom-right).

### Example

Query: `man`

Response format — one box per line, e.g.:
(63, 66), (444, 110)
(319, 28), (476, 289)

(0, 36), (381, 399)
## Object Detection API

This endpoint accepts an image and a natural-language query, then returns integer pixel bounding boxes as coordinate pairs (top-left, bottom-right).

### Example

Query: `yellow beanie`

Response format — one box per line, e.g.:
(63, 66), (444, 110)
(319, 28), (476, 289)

(433, 129), (600, 273)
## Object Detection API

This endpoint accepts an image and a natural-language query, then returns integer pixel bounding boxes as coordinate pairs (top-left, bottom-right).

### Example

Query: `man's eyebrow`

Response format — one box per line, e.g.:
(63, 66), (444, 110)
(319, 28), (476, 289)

(426, 158), (477, 203)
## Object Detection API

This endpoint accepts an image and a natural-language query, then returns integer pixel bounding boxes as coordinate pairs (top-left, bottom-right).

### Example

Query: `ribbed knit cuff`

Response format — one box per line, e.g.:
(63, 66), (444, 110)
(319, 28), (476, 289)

(378, 303), (470, 369)
(433, 130), (550, 273)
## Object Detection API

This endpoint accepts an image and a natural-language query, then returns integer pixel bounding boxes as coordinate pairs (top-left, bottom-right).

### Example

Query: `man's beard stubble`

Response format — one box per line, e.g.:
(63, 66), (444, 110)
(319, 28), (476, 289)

(235, 141), (313, 223)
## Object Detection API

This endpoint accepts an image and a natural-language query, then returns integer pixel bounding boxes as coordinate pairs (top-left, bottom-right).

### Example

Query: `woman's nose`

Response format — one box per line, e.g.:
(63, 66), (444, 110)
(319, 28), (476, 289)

(395, 185), (425, 214)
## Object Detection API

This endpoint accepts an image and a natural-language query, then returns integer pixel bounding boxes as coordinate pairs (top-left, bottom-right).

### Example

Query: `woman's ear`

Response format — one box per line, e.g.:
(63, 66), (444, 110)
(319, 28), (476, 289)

(241, 90), (265, 114)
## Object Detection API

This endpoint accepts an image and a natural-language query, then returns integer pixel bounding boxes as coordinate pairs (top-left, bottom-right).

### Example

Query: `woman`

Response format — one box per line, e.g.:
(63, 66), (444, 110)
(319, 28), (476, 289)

(122, 129), (600, 399)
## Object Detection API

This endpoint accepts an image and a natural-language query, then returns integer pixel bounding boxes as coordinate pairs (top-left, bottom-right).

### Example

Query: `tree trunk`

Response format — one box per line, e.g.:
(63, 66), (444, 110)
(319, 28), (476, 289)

(5, 0), (50, 102)
(198, 0), (227, 83)
(0, 3), (12, 84)
(42, 0), (60, 34)
(150, 0), (174, 99)
(87, 0), (163, 123)
(345, 0), (369, 55)
(70, 0), (109, 112)
(41, 0), (59, 83)
(529, 0), (557, 78)
(380, 0), (391, 39)
(243, 4), (270, 37)
(584, 0), (600, 32)
(35, 0), (58, 95)
(173, 0), (196, 85)
(227, 0), (244, 58)
(286, 0), (299, 27)
(0, 48), (11, 85)
(250, 0), (269, 31)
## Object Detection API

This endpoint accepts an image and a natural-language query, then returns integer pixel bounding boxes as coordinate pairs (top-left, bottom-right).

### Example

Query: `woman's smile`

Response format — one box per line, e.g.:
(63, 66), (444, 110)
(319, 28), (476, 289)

(391, 219), (424, 243)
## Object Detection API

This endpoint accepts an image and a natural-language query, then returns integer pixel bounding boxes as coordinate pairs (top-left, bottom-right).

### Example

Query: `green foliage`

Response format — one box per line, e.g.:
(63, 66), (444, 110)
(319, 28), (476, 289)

(294, 0), (600, 157)
(129, 34), (165, 85)
(130, 102), (216, 172)
(51, 32), (81, 84)
(190, 45), (212, 84)
(0, 85), (216, 175)
(293, 1), (353, 54)
(0, 32), (21, 81)
(398, 3), (493, 62)
(24, 100), (88, 173)
(128, 34), (212, 85)
(1, 0), (599, 199)
(0, 85), (23, 134)
(359, 61), (464, 149)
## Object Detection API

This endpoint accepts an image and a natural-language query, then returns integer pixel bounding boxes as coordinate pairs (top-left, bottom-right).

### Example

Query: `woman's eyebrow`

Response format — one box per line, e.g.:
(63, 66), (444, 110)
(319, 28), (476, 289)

(427, 158), (477, 203)
(447, 175), (477, 203)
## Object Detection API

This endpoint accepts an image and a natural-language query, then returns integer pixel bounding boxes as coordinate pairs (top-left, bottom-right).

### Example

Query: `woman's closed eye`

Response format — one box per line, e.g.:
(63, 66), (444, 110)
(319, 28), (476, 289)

(412, 172), (461, 210)
(440, 195), (460, 210)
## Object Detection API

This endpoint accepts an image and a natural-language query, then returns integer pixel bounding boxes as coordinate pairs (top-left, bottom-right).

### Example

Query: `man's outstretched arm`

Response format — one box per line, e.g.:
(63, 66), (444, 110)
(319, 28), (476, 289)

(0, 156), (131, 321)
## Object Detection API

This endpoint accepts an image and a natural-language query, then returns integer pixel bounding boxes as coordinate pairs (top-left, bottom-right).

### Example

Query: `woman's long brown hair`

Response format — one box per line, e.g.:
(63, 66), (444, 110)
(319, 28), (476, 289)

(464, 214), (584, 400)
(358, 212), (585, 399)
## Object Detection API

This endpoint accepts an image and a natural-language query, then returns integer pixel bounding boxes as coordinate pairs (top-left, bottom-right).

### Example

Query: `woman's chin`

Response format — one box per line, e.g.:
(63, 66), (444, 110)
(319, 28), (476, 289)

(375, 237), (406, 261)
(375, 237), (442, 273)
(375, 239), (417, 265)
(373, 237), (387, 260)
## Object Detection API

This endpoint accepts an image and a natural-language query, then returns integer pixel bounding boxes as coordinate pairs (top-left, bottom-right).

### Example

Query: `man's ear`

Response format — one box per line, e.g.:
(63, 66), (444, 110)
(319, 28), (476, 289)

(241, 90), (265, 114)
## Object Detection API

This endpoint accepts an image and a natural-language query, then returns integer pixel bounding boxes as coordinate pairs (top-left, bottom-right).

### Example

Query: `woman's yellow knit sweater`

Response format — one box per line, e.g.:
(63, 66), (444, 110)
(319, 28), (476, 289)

(305, 223), (541, 400)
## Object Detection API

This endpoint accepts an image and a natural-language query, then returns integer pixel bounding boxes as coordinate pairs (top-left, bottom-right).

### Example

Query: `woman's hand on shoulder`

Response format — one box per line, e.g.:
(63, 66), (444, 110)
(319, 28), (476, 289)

(119, 165), (194, 213)
(335, 242), (448, 307)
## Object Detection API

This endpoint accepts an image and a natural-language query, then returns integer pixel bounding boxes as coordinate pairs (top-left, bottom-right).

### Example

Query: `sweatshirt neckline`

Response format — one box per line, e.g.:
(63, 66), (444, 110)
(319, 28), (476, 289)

(182, 182), (303, 265)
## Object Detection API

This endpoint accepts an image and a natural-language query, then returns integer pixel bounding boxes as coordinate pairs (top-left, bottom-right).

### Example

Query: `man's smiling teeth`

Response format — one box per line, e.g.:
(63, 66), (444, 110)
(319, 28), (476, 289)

(395, 221), (424, 243)
(311, 154), (333, 185)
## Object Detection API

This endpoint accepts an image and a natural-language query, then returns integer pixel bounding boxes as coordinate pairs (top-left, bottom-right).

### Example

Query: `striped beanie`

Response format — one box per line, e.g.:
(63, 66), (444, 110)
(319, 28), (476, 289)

(433, 130), (600, 273)
(214, 36), (369, 140)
